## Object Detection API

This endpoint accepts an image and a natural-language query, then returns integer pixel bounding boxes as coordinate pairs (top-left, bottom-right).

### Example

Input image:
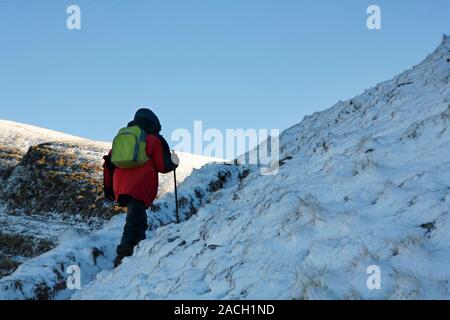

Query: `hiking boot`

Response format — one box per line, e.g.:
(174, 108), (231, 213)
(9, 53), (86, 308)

(114, 244), (134, 268)
(113, 255), (125, 268)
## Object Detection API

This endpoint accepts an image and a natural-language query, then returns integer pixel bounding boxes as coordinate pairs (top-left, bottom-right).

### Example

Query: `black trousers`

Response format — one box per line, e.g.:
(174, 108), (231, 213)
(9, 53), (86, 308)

(116, 196), (148, 258)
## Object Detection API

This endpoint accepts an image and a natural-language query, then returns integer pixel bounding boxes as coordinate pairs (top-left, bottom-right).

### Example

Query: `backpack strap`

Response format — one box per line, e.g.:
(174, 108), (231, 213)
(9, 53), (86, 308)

(139, 129), (147, 142)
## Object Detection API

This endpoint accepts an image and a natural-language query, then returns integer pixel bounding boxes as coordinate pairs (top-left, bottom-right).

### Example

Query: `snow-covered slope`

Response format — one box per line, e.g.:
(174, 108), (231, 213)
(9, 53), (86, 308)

(1, 36), (449, 300)
(72, 36), (450, 300)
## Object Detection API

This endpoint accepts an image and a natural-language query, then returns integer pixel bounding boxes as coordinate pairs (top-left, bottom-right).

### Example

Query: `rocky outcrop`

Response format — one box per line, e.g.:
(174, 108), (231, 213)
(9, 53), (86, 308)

(2, 141), (123, 221)
(0, 233), (53, 277)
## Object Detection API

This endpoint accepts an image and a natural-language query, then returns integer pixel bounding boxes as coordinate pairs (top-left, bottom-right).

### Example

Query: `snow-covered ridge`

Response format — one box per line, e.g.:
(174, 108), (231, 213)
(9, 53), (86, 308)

(72, 36), (450, 299)
(0, 119), (88, 151)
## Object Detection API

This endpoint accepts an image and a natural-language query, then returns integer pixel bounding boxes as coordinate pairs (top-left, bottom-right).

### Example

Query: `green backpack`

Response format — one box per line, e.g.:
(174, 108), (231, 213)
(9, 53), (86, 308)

(111, 126), (149, 168)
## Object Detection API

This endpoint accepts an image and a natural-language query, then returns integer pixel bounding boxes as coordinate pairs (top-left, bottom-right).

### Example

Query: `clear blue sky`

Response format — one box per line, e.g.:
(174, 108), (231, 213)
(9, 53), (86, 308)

(0, 0), (449, 146)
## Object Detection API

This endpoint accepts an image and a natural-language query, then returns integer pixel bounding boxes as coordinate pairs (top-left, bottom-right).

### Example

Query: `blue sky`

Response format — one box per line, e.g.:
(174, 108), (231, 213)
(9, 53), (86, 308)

(0, 0), (449, 147)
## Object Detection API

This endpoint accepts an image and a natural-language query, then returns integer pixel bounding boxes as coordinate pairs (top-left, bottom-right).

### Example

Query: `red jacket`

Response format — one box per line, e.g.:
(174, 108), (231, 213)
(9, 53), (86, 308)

(103, 134), (177, 207)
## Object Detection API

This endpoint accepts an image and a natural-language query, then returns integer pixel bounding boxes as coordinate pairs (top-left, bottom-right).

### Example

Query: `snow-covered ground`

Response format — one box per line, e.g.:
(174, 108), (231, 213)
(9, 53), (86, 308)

(1, 36), (449, 300)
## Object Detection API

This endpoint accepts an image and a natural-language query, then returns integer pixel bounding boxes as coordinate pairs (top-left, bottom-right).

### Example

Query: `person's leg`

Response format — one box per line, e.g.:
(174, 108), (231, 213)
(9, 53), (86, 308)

(130, 199), (148, 244)
(115, 197), (148, 267)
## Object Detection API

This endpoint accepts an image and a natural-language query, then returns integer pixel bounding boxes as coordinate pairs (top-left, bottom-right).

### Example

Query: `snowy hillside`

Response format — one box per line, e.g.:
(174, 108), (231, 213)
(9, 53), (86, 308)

(0, 120), (86, 151)
(1, 36), (449, 299)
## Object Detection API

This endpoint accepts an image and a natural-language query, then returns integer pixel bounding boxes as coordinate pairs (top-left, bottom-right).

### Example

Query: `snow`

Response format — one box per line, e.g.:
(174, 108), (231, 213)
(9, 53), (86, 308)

(0, 120), (88, 151)
(1, 36), (450, 300)
(0, 208), (100, 241)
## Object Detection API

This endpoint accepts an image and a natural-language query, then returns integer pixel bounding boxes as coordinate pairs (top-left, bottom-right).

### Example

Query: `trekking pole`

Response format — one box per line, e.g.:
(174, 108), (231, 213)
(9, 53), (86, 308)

(174, 168), (179, 223)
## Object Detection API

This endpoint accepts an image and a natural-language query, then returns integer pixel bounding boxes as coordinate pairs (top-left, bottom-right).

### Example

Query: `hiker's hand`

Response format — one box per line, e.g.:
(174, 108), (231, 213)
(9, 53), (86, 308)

(171, 150), (180, 166)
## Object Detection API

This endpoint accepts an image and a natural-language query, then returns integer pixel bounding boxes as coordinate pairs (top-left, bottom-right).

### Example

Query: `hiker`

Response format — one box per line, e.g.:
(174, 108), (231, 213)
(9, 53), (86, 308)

(103, 108), (179, 267)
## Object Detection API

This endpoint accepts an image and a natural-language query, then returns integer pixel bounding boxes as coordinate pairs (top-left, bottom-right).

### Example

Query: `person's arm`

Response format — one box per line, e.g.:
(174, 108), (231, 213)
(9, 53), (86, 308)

(148, 134), (178, 173)
(102, 150), (115, 201)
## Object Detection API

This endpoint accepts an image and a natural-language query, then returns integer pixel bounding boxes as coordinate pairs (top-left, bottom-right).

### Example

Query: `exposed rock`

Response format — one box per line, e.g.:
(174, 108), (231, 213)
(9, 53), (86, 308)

(0, 145), (23, 182)
(2, 141), (123, 220)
